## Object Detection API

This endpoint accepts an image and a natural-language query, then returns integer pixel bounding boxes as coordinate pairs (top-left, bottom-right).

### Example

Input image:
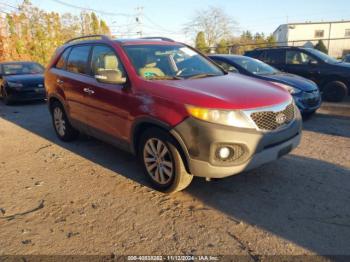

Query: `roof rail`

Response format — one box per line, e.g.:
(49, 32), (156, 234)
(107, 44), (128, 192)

(64, 35), (111, 45)
(140, 37), (175, 42)
(254, 45), (303, 50)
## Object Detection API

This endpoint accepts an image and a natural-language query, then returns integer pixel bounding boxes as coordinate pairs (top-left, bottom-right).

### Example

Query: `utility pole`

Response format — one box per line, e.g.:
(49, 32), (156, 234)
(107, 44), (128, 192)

(135, 6), (143, 37)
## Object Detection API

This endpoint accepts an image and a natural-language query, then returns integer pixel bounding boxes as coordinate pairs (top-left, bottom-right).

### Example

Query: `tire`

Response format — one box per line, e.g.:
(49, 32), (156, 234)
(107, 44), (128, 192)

(302, 110), (316, 120)
(138, 128), (193, 193)
(322, 81), (348, 102)
(50, 101), (79, 141)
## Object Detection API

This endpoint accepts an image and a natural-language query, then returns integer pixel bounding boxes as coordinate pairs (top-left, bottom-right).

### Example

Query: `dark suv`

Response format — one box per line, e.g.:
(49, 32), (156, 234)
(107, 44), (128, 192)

(45, 35), (301, 193)
(245, 47), (350, 102)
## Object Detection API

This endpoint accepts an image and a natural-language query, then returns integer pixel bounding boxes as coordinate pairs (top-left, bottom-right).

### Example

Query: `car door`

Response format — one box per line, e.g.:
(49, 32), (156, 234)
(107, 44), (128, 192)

(82, 44), (131, 141)
(284, 50), (321, 82)
(60, 45), (93, 125)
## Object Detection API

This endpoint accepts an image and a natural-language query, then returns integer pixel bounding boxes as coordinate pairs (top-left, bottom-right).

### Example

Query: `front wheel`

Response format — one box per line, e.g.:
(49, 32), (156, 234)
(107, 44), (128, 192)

(51, 101), (79, 141)
(139, 128), (193, 193)
(322, 81), (348, 102)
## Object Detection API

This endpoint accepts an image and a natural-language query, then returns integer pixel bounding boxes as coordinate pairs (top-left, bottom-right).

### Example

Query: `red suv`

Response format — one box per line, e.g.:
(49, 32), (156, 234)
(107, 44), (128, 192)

(45, 35), (302, 193)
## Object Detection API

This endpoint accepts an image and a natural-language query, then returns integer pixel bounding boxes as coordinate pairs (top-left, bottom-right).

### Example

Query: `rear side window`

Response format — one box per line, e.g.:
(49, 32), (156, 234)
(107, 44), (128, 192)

(262, 49), (284, 65)
(56, 48), (71, 69)
(66, 45), (91, 74)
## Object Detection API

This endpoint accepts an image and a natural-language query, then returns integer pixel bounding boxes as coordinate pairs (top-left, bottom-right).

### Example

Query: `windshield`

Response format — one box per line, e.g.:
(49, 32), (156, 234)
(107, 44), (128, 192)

(1, 63), (44, 76)
(305, 48), (339, 64)
(231, 56), (278, 75)
(123, 45), (224, 80)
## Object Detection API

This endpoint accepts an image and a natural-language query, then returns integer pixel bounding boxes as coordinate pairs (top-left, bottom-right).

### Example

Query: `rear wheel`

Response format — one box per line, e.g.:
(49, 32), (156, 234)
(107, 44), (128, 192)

(139, 128), (193, 193)
(322, 81), (348, 102)
(51, 101), (79, 141)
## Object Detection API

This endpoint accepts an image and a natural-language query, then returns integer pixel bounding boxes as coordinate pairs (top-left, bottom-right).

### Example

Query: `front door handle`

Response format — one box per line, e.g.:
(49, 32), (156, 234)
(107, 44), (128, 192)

(83, 88), (95, 95)
(57, 79), (64, 84)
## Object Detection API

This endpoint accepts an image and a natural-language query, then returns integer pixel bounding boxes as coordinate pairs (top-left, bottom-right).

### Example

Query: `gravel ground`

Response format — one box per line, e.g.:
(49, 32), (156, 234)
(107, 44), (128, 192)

(0, 101), (349, 259)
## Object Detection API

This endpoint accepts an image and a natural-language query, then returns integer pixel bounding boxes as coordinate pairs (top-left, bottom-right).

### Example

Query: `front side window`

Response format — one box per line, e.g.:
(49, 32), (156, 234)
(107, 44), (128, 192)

(1, 63), (44, 75)
(315, 30), (324, 38)
(91, 45), (126, 83)
(286, 50), (317, 65)
(66, 45), (91, 74)
(215, 60), (238, 72)
(123, 45), (224, 80)
(231, 56), (278, 75)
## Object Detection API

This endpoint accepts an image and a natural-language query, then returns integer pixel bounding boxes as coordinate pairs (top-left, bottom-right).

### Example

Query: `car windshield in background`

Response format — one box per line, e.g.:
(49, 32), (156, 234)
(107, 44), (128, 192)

(231, 56), (278, 75)
(2, 63), (44, 76)
(306, 48), (340, 64)
(123, 45), (224, 80)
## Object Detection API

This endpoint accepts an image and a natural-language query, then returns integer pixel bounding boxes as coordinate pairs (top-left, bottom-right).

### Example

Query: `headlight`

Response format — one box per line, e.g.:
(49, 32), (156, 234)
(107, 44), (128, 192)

(7, 82), (24, 88)
(186, 105), (255, 128)
(270, 82), (301, 95)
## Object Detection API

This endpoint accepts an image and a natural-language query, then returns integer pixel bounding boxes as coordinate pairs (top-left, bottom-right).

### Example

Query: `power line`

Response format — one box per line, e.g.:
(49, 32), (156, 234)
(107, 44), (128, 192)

(51, 0), (132, 17)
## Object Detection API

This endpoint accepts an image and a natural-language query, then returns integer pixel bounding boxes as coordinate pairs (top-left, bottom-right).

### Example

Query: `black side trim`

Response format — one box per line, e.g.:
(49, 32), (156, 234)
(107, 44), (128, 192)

(130, 117), (171, 154)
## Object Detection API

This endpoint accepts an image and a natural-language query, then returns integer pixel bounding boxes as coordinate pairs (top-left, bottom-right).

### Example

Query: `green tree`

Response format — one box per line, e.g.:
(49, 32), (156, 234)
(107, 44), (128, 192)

(315, 40), (328, 54)
(216, 38), (229, 54)
(100, 20), (111, 36)
(195, 31), (208, 53)
(90, 12), (100, 34)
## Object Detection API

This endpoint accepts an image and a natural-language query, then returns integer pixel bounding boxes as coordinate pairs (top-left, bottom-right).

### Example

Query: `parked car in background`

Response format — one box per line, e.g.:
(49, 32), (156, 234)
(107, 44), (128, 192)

(45, 35), (302, 193)
(0, 61), (46, 105)
(209, 54), (321, 116)
(245, 47), (350, 102)
(343, 54), (350, 63)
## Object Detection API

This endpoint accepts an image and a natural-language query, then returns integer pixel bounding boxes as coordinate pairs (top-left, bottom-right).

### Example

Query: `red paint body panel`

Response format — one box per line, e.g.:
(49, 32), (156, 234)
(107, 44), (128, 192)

(45, 39), (292, 146)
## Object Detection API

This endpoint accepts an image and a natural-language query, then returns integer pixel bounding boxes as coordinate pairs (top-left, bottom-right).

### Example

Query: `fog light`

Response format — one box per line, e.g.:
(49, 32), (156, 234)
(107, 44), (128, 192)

(218, 147), (231, 159)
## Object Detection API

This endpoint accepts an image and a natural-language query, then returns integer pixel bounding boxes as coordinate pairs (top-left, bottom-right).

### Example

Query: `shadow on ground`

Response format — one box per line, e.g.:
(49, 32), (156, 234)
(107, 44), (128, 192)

(1, 102), (350, 256)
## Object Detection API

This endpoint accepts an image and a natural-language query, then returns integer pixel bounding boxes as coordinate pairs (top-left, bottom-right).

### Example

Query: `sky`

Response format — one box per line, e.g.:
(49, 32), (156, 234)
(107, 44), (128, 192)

(2, 0), (350, 43)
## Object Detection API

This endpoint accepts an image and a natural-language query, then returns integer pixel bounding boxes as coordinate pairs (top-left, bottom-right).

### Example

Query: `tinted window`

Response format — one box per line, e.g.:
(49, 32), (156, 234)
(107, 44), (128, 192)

(263, 50), (284, 64)
(56, 48), (71, 69)
(91, 45), (126, 82)
(67, 45), (91, 74)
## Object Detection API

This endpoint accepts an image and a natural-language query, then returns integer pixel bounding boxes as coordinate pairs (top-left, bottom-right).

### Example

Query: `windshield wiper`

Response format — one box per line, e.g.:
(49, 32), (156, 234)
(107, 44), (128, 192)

(146, 75), (183, 80)
(187, 73), (220, 79)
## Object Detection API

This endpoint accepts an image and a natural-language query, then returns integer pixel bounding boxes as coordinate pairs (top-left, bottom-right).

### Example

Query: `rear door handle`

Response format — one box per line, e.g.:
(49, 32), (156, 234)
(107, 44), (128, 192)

(83, 88), (95, 95)
(57, 79), (64, 84)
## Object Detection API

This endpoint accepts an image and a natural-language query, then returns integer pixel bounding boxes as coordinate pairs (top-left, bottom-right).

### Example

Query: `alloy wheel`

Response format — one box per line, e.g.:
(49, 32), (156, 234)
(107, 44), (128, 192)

(143, 138), (174, 185)
(53, 107), (66, 137)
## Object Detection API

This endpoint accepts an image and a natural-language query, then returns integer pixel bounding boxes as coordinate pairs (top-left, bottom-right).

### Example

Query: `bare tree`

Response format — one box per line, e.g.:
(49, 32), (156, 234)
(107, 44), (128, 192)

(184, 6), (238, 47)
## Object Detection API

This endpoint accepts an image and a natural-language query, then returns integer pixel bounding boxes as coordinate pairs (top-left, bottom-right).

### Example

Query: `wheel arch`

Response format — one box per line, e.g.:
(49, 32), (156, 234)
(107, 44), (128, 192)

(321, 75), (349, 91)
(131, 117), (191, 174)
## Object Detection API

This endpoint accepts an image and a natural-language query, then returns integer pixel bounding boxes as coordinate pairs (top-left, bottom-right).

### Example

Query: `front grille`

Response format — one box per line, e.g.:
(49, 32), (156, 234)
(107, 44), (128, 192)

(250, 103), (295, 131)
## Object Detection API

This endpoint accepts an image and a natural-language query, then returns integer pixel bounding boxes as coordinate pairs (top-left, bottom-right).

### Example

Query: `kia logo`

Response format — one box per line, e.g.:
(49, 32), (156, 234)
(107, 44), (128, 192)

(276, 113), (287, 124)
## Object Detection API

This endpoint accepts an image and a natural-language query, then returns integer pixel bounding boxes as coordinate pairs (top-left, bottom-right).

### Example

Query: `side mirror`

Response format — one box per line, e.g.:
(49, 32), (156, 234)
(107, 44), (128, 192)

(95, 71), (127, 85)
(228, 67), (238, 73)
(309, 60), (318, 65)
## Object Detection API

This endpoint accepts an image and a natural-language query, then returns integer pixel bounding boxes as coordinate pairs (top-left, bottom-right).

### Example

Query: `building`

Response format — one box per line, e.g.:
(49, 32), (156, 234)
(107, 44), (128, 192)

(273, 20), (350, 58)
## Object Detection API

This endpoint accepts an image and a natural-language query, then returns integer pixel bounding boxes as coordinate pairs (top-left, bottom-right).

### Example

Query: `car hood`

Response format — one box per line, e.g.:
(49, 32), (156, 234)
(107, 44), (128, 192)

(259, 72), (317, 91)
(4, 74), (44, 85)
(143, 74), (292, 110)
